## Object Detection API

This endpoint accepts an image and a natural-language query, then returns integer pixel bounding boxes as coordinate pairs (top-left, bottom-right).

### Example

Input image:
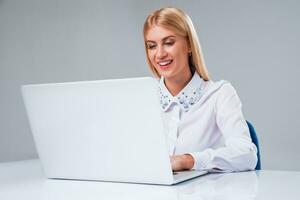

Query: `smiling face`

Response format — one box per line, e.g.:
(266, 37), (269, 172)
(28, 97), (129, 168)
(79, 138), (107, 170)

(145, 25), (191, 81)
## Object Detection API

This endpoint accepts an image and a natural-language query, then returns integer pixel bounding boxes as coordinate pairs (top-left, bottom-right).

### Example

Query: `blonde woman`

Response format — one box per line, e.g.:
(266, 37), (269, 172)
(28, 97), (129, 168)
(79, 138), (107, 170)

(143, 7), (258, 172)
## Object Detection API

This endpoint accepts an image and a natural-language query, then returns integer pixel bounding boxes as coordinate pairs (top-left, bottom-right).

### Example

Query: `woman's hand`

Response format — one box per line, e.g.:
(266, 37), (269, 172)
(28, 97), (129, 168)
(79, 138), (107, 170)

(170, 154), (195, 171)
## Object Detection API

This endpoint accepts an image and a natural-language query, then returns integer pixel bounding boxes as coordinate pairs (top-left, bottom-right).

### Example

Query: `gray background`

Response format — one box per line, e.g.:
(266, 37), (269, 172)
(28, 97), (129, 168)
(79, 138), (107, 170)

(0, 0), (299, 170)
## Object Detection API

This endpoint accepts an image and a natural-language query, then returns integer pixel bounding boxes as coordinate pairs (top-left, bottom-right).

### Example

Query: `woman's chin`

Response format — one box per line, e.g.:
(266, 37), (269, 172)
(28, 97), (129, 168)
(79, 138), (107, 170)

(159, 72), (175, 79)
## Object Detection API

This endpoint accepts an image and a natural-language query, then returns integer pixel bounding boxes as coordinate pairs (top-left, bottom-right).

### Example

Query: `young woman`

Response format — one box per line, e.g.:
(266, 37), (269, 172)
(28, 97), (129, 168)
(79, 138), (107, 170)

(143, 7), (258, 172)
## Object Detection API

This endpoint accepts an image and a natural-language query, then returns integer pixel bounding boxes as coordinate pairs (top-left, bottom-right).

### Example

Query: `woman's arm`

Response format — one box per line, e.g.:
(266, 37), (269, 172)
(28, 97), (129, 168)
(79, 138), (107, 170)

(171, 83), (258, 172)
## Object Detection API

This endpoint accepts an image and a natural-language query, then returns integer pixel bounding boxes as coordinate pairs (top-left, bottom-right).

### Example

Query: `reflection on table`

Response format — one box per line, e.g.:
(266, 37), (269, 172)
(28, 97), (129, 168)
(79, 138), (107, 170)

(1, 160), (300, 200)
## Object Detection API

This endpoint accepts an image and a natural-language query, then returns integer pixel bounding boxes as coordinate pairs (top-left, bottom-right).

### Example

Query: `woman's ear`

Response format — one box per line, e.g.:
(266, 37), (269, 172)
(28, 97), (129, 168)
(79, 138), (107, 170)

(187, 37), (192, 51)
(187, 44), (191, 53)
(188, 45), (192, 55)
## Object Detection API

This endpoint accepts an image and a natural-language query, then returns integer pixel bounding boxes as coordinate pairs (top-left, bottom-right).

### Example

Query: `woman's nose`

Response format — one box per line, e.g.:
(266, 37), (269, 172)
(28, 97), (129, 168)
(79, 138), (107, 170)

(157, 46), (167, 59)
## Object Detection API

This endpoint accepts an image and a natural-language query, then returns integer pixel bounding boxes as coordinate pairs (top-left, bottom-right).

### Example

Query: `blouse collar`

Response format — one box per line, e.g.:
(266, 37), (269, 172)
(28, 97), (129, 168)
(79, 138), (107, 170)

(158, 73), (205, 112)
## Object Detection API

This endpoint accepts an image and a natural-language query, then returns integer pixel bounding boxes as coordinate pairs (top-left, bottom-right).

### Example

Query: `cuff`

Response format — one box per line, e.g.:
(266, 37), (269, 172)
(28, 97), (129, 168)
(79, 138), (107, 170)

(187, 149), (215, 170)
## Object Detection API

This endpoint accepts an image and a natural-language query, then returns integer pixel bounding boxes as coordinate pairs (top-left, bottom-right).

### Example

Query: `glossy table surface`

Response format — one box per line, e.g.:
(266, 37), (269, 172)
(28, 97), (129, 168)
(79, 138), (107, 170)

(1, 159), (300, 200)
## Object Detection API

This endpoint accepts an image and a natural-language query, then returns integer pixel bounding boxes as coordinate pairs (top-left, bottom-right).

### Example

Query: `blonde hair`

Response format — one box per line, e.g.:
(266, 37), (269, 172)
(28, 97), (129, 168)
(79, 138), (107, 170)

(143, 7), (210, 81)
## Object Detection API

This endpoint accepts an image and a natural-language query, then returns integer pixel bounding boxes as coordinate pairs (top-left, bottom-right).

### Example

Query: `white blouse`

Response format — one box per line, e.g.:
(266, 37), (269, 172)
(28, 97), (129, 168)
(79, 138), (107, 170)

(158, 73), (258, 172)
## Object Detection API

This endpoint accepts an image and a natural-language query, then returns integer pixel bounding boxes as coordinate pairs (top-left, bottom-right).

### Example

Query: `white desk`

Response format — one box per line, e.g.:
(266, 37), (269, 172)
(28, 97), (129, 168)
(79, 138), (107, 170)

(0, 160), (299, 200)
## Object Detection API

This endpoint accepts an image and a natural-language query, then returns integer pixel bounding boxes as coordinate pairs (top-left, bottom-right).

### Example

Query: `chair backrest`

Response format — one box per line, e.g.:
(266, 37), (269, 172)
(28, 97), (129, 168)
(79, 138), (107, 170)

(246, 120), (261, 170)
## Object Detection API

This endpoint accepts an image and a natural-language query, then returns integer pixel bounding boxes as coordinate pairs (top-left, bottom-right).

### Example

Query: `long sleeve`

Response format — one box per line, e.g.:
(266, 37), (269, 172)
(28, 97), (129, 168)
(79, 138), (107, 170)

(189, 83), (258, 172)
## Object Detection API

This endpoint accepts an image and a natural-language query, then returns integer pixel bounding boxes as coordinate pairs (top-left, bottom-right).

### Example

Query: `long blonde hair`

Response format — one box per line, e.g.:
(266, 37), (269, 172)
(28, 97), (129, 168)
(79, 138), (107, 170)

(143, 7), (210, 81)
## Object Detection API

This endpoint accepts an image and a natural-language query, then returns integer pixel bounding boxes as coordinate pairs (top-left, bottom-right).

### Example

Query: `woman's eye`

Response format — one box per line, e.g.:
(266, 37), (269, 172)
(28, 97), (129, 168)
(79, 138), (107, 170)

(147, 44), (156, 50)
(164, 41), (174, 46)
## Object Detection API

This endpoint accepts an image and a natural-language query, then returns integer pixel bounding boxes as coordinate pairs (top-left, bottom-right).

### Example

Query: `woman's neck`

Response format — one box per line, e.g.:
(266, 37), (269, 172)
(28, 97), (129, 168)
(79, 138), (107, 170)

(164, 71), (193, 96)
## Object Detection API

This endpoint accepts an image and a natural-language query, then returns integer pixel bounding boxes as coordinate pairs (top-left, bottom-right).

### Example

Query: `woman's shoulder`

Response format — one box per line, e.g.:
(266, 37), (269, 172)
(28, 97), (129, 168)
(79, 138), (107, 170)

(203, 79), (237, 98)
(204, 80), (243, 112)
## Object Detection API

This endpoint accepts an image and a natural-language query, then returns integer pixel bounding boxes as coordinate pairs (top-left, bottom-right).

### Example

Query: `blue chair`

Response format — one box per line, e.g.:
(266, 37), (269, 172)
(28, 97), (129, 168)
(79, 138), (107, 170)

(246, 120), (261, 170)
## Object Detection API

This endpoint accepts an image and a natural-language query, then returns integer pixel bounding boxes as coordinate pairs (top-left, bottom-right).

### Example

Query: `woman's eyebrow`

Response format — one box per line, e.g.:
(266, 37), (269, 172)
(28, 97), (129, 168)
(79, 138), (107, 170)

(162, 35), (176, 41)
(146, 35), (176, 43)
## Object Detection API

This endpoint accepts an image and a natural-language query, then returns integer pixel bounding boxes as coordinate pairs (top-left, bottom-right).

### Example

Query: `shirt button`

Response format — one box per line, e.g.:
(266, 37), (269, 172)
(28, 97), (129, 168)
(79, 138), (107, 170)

(189, 99), (195, 105)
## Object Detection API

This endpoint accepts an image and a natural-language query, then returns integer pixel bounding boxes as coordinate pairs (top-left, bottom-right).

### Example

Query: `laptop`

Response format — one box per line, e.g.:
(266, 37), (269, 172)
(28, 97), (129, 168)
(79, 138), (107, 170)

(21, 77), (208, 185)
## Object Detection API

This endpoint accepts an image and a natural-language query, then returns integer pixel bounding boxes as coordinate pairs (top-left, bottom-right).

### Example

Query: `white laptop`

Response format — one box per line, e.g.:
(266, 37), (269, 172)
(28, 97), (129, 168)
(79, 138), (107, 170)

(21, 77), (208, 185)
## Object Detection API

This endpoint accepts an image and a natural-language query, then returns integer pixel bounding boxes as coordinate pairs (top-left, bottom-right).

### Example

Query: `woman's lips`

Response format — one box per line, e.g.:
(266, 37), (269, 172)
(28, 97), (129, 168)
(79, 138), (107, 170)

(158, 60), (173, 70)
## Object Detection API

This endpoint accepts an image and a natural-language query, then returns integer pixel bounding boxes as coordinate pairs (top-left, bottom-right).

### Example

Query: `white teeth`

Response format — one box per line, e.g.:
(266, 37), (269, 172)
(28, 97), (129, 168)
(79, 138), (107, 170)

(158, 60), (172, 66)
